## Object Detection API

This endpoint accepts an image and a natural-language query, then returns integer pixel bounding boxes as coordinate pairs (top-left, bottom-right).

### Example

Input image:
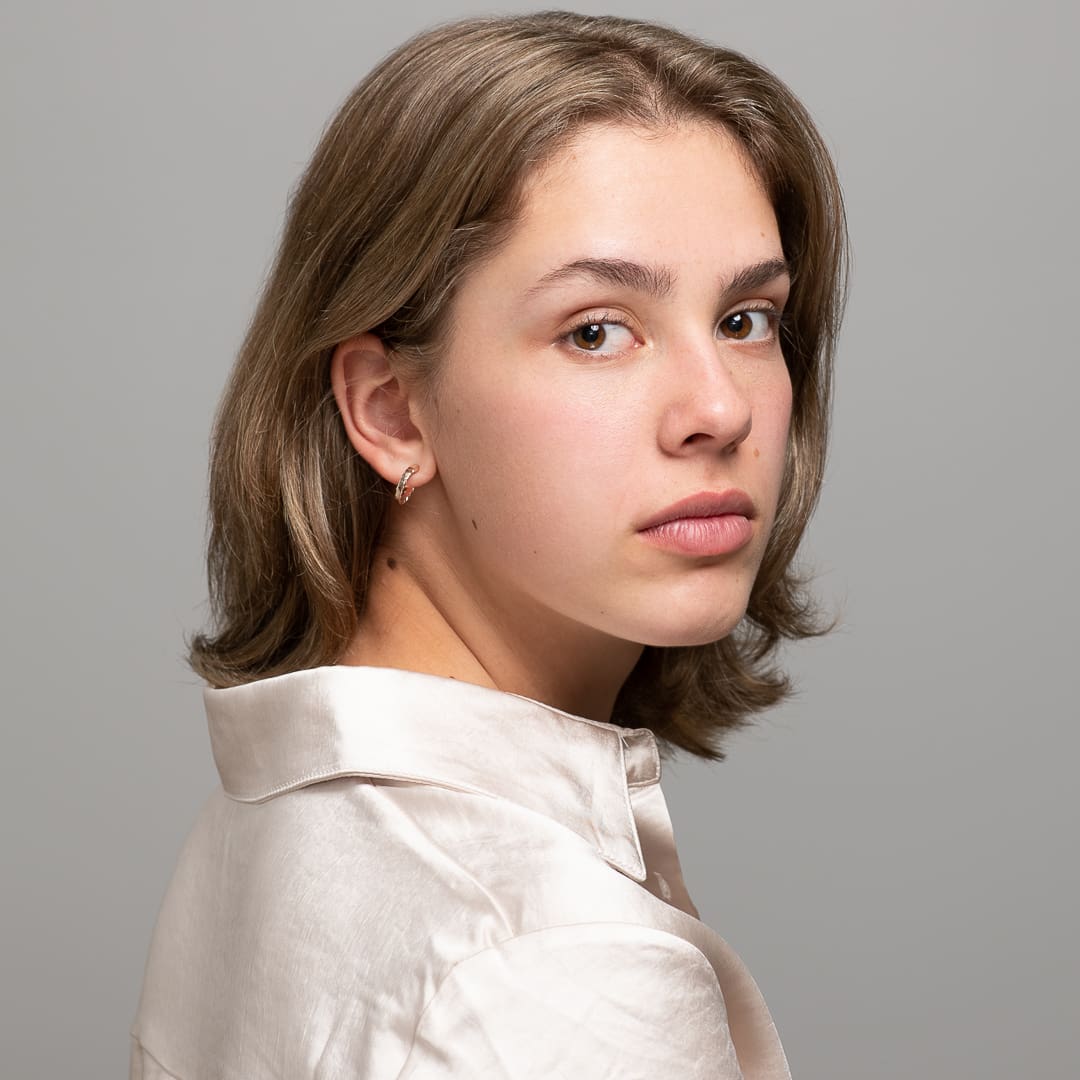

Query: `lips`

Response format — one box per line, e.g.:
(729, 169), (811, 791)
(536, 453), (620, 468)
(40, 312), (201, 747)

(637, 490), (756, 532)
(635, 490), (758, 557)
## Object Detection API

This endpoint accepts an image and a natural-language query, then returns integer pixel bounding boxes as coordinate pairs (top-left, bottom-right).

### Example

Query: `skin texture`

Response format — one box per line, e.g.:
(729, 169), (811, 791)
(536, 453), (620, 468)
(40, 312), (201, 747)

(331, 123), (792, 722)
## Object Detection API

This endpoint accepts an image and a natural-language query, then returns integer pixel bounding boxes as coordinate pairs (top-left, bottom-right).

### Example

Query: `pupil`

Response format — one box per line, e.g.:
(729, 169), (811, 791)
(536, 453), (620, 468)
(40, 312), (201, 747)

(576, 323), (605, 348)
(727, 314), (748, 338)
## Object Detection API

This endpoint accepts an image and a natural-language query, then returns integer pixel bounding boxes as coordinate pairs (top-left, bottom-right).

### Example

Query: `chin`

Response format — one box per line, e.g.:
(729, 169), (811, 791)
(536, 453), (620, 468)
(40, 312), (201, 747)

(627, 606), (748, 649)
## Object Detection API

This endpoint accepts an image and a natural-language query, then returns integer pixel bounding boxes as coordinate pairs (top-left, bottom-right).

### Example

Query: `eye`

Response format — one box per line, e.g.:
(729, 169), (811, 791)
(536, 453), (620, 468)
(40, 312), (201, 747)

(564, 318), (636, 355)
(718, 307), (780, 343)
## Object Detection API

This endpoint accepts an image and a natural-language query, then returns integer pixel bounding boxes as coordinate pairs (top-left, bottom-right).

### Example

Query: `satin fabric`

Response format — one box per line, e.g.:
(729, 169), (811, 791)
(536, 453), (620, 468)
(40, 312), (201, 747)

(130, 665), (790, 1078)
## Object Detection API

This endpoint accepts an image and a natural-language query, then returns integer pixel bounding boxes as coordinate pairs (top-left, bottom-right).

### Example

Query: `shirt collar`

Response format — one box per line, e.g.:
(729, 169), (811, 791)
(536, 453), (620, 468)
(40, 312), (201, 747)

(205, 664), (662, 883)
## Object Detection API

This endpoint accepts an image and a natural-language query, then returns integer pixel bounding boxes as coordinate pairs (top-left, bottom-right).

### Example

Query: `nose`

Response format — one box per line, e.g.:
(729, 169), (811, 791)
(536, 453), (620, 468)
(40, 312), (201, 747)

(656, 334), (753, 456)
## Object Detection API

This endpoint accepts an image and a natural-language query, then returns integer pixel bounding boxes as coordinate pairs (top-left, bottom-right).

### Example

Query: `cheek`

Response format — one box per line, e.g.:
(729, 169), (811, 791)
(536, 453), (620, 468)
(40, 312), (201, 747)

(745, 368), (794, 522)
(434, 370), (639, 540)
(768, 375), (794, 451)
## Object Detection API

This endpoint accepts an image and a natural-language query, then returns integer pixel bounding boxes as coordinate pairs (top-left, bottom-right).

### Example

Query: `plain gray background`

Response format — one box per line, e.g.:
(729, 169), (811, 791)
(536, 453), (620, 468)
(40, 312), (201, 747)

(2, 1), (1077, 1076)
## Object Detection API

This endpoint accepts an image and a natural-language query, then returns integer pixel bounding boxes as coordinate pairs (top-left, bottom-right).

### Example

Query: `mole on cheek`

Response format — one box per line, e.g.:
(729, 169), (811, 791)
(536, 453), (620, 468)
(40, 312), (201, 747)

(387, 557), (397, 570)
(753, 447), (760, 458)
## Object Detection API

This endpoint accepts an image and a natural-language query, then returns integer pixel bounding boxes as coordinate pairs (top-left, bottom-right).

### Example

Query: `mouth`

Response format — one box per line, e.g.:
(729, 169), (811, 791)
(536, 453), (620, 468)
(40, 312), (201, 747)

(636, 490), (757, 557)
(637, 490), (756, 531)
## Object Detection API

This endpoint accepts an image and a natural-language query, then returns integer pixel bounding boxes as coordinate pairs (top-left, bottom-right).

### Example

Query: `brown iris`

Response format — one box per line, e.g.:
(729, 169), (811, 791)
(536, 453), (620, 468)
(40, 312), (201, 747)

(572, 323), (606, 350)
(720, 312), (753, 340)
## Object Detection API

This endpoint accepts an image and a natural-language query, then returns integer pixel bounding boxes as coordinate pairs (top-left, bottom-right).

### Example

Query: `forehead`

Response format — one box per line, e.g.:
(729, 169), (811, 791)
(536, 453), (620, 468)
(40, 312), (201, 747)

(485, 121), (782, 288)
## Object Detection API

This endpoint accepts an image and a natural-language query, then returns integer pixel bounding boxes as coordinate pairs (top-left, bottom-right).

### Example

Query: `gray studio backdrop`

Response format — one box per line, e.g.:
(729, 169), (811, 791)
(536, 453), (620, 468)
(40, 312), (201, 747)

(2, 1), (1076, 1077)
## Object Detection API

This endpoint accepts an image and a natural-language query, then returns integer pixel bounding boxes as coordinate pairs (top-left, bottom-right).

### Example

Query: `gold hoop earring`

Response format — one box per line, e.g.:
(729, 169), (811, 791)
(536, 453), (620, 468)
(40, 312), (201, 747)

(395, 464), (420, 506)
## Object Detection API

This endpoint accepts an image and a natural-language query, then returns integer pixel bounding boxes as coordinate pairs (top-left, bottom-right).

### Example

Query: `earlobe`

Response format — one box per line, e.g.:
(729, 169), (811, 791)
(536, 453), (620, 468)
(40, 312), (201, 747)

(330, 333), (432, 490)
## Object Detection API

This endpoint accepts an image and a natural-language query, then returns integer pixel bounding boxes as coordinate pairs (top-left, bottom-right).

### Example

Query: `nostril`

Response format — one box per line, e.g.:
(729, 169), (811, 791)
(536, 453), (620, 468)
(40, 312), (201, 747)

(681, 425), (748, 451)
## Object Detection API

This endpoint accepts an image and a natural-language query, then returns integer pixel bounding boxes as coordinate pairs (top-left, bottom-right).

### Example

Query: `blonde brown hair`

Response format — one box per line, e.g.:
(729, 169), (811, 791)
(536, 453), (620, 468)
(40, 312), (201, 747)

(190, 11), (849, 760)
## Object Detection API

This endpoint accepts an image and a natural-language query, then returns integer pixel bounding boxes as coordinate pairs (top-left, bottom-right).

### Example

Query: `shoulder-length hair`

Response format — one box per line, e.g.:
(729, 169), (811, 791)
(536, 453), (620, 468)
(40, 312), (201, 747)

(189, 10), (849, 761)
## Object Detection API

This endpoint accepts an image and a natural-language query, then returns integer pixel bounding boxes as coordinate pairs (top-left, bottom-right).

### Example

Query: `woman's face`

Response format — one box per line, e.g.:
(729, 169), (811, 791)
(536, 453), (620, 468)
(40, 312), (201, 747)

(414, 122), (792, 651)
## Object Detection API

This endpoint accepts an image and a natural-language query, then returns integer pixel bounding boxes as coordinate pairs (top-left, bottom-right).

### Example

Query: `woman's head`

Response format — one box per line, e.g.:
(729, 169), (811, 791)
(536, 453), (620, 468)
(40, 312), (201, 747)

(191, 11), (848, 759)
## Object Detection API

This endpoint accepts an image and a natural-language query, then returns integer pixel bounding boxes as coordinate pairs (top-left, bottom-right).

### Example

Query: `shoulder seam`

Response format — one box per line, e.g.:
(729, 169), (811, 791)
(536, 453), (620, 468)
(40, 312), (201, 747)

(130, 1034), (183, 1079)
(401, 920), (721, 1068)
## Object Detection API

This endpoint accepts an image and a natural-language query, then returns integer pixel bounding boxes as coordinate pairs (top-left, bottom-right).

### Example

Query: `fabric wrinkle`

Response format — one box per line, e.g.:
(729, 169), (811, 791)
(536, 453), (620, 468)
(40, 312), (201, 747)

(131, 665), (790, 1079)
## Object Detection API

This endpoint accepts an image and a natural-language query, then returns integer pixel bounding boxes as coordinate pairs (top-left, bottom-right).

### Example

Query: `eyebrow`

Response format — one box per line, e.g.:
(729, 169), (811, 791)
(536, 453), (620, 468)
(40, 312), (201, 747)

(720, 257), (791, 300)
(526, 255), (790, 302)
(527, 257), (675, 299)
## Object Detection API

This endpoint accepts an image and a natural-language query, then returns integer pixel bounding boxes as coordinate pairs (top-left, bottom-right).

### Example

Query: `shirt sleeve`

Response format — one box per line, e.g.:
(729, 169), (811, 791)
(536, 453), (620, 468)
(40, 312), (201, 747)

(394, 921), (744, 1079)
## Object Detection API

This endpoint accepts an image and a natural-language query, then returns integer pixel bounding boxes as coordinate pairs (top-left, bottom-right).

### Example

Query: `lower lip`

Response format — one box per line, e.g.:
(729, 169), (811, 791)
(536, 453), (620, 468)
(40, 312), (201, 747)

(638, 515), (753, 556)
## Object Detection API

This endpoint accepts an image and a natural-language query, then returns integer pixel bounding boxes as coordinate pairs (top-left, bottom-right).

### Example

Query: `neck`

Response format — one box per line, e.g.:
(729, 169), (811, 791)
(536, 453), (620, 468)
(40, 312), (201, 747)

(339, 541), (643, 724)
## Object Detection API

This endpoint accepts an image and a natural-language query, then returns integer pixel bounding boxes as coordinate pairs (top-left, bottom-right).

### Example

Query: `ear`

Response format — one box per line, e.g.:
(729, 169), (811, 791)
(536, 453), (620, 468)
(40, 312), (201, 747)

(330, 333), (434, 490)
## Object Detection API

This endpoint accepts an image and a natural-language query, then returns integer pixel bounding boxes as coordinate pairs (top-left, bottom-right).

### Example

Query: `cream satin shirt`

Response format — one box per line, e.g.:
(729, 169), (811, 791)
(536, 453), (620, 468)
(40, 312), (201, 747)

(130, 665), (790, 1079)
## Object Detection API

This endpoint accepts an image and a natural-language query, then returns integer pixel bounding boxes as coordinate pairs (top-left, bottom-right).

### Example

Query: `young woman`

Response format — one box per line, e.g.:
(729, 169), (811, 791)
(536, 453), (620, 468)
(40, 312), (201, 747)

(131, 11), (847, 1078)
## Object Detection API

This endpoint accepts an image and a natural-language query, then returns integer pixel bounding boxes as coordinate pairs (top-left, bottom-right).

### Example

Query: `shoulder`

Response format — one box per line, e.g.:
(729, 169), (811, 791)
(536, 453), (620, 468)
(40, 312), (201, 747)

(397, 921), (742, 1079)
(200, 773), (670, 929)
(164, 773), (669, 943)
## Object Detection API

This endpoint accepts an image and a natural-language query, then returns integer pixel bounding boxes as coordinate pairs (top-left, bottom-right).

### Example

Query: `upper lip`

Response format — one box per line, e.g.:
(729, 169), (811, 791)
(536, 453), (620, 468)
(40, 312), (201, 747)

(637, 489), (756, 531)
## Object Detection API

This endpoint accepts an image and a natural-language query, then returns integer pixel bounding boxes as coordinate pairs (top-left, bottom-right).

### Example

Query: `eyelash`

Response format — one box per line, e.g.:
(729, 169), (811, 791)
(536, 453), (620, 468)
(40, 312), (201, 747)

(561, 309), (631, 349)
(560, 303), (787, 355)
(716, 304), (788, 343)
